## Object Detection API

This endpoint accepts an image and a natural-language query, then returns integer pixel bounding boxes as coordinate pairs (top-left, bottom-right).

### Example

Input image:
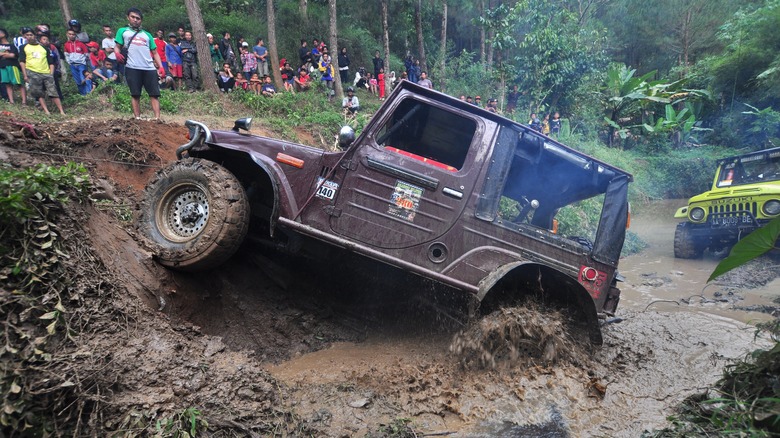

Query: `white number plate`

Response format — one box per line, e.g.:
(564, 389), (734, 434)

(315, 177), (339, 200)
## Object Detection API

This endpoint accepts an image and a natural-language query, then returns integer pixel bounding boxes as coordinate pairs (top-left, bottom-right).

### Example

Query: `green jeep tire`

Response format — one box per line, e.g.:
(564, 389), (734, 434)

(674, 222), (705, 259)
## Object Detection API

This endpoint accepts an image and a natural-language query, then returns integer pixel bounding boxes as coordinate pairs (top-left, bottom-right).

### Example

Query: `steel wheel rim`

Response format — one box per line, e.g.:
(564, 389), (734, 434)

(157, 183), (210, 242)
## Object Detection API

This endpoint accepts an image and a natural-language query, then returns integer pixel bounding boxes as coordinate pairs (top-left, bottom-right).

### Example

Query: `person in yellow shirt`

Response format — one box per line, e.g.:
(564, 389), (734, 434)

(18, 30), (64, 115)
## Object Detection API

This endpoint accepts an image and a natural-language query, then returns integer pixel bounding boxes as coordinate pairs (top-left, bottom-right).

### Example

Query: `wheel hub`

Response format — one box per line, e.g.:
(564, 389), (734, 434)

(167, 189), (209, 238)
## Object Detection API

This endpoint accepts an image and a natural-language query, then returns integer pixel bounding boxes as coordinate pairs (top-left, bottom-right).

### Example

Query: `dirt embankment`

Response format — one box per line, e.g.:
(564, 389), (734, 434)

(0, 117), (774, 437)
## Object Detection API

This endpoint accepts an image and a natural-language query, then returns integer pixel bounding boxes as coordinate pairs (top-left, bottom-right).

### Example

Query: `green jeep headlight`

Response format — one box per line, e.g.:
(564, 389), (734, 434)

(763, 199), (780, 216)
(689, 207), (706, 221)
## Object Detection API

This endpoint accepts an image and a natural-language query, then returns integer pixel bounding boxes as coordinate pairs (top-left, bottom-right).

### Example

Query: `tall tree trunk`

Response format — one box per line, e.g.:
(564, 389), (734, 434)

(329, 0), (343, 99)
(486, 29), (493, 70)
(299, 0), (308, 22)
(479, 0), (485, 63)
(382, 0), (390, 79)
(184, 0), (219, 93)
(59, 0), (72, 24)
(681, 7), (692, 71)
(415, 0), (428, 73)
(438, 0), (447, 91)
(485, 0), (493, 70)
(267, 0), (283, 89)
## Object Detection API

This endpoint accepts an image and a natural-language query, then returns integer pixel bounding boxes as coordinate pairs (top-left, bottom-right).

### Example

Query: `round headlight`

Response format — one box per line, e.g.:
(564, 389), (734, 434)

(689, 207), (706, 221)
(762, 200), (780, 216)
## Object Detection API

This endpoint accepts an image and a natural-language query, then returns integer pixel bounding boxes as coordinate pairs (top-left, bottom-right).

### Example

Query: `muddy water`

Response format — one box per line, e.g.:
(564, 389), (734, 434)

(267, 200), (776, 437)
(620, 200), (780, 322)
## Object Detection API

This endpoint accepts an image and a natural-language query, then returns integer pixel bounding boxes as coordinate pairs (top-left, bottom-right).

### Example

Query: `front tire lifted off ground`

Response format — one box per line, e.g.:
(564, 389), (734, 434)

(140, 158), (250, 271)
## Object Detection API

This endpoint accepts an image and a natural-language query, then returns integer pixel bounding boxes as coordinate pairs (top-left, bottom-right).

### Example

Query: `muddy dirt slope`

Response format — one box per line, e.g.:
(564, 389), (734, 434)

(0, 117), (774, 437)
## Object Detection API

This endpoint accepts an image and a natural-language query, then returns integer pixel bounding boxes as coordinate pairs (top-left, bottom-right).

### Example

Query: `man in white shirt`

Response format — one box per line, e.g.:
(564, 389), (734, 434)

(342, 87), (360, 114)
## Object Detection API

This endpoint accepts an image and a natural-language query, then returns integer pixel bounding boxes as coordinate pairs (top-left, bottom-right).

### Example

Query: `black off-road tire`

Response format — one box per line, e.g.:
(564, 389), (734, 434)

(673, 222), (704, 259)
(139, 158), (250, 271)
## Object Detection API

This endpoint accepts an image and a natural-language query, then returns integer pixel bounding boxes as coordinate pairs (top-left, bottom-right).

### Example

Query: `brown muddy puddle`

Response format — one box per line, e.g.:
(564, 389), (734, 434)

(266, 200), (776, 437)
(620, 200), (780, 323)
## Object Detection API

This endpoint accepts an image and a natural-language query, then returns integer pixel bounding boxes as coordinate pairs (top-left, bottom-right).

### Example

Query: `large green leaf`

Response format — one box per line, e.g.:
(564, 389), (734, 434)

(708, 217), (780, 282)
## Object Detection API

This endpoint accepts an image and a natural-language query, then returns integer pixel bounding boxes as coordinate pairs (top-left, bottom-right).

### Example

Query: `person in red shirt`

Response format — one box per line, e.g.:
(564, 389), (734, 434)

(87, 41), (105, 70)
(63, 29), (90, 95)
(153, 29), (167, 72)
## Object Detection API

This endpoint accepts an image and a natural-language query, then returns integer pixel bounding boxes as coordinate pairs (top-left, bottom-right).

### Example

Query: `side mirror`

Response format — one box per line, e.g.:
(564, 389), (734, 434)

(232, 117), (252, 132)
(338, 125), (355, 149)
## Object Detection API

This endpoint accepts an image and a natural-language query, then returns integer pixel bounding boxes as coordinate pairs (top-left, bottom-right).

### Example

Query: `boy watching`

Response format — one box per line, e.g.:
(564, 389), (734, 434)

(19, 31), (64, 114)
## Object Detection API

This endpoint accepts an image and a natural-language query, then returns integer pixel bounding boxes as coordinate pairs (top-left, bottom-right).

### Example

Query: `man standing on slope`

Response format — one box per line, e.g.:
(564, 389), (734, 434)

(114, 7), (165, 120)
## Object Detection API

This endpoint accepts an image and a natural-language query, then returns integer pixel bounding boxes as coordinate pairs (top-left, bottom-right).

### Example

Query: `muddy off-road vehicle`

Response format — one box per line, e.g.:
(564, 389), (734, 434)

(140, 81), (633, 343)
(674, 147), (780, 258)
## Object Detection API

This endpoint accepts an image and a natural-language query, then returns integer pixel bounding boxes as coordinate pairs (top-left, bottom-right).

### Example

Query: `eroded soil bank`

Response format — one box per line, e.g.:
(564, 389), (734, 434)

(1, 117), (775, 436)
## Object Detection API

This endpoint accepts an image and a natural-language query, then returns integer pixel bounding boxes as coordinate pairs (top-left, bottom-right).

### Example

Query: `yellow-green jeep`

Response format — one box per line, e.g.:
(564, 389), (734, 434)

(674, 147), (780, 258)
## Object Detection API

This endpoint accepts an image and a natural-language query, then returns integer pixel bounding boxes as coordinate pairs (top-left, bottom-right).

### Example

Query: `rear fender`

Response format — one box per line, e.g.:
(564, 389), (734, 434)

(478, 262), (603, 345)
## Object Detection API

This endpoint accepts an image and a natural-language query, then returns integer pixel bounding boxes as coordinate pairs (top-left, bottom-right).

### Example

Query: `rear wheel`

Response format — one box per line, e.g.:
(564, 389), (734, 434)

(140, 158), (250, 271)
(673, 222), (704, 259)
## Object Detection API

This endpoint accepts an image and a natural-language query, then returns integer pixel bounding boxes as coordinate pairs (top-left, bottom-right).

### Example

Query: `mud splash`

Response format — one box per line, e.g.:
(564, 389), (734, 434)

(450, 305), (588, 370)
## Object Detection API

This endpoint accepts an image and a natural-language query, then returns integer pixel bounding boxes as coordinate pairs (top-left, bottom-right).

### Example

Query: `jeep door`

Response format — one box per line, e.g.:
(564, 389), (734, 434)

(329, 96), (485, 249)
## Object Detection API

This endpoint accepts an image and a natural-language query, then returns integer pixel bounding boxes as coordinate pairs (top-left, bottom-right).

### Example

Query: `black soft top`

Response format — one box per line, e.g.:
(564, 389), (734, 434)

(393, 80), (634, 182)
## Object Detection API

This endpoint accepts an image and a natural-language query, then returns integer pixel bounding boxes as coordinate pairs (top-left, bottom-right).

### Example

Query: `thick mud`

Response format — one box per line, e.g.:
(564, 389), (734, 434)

(1, 117), (776, 436)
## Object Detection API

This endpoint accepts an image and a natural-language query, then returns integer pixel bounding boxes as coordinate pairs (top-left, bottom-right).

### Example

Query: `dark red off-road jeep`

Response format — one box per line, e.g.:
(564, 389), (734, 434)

(140, 81), (632, 343)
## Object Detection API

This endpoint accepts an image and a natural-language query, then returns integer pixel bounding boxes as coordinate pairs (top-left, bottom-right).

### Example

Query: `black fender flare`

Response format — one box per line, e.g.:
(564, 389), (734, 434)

(247, 153), (284, 237)
(478, 262), (603, 345)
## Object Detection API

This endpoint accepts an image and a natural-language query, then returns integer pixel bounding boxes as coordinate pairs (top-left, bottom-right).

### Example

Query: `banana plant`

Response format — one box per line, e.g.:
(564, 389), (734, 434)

(601, 64), (710, 146)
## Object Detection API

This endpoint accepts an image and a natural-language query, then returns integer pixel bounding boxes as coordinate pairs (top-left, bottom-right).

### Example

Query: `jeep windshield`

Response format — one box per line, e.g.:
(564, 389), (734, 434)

(477, 126), (632, 265)
(716, 149), (780, 188)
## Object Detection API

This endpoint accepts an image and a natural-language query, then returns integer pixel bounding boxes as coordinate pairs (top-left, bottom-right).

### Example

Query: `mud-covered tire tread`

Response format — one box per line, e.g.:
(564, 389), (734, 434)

(673, 222), (704, 259)
(139, 158), (249, 271)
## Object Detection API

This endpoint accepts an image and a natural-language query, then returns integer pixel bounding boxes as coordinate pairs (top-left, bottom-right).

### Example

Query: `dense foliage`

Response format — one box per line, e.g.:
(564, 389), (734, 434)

(0, 163), (90, 433)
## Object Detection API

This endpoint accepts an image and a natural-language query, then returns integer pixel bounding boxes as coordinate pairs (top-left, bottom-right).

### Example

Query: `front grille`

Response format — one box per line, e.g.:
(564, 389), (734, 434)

(708, 202), (758, 217)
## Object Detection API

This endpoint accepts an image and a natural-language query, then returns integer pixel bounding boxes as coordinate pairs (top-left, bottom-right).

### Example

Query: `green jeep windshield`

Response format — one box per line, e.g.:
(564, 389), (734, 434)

(716, 149), (780, 188)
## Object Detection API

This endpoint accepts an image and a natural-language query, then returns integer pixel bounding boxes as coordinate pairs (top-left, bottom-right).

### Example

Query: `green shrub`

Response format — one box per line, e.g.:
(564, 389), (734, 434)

(0, 162), (90, 434)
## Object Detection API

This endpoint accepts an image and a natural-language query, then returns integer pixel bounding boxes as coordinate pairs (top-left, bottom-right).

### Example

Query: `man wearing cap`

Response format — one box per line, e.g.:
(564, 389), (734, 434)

(114, 7), (166, 119)
(86, 41), (106, 70)
(165, 33), (182, 89)
(206, 33), (221, 73)
(486, 97), (499, 113)
(342, 87), (360, 114)
(63, 28), (91, 95)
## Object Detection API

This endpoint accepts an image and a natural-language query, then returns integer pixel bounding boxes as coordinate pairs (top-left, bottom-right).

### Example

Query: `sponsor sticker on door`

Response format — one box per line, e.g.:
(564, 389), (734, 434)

(388, 180), (423, 221)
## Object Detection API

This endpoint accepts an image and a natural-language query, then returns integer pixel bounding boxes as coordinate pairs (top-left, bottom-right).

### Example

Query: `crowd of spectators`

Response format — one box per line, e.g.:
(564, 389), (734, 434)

(0, 11), (563, 126)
